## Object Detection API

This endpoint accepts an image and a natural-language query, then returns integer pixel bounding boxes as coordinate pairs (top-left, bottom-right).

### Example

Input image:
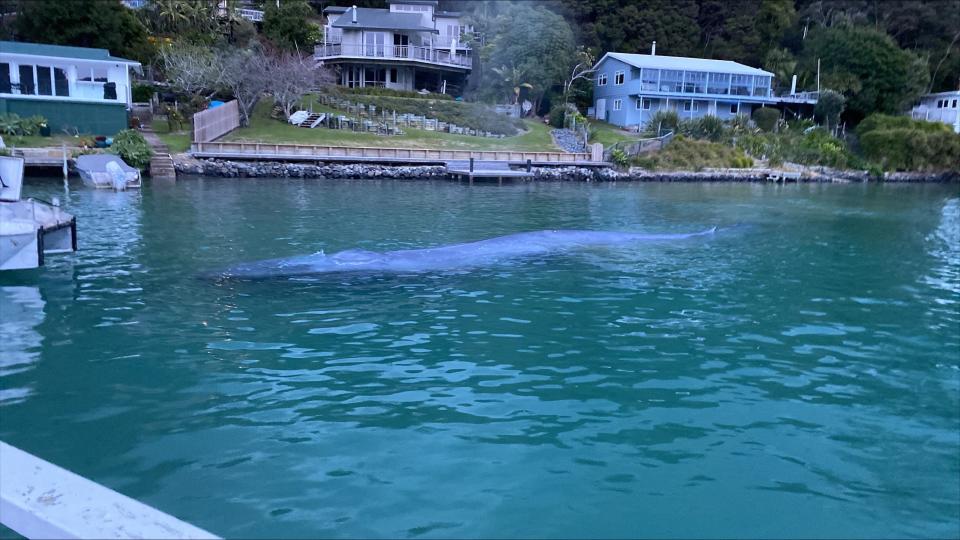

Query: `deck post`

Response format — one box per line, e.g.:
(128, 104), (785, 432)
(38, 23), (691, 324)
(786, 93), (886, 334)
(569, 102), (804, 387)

(526, 159), (532, 172)
(469, 157), (474, 172)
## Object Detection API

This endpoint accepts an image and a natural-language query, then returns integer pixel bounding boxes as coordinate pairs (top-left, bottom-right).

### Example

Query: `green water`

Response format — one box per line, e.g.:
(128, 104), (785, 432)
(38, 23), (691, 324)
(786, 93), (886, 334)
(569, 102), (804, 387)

(1, 178), (958, 538)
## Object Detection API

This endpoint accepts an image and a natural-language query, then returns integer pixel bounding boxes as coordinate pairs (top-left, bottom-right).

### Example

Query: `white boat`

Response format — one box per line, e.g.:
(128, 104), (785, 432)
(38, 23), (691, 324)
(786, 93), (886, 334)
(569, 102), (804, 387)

(0, 156), (77, 271)
(74, 154), (142, 190)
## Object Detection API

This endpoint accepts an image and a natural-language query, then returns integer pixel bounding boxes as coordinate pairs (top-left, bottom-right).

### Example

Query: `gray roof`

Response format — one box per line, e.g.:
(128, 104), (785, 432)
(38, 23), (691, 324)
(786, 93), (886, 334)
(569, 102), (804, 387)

(598, 52), (772, 77)
(0, 41), (140, 64)
(332, 7), (437, 33)
(324, 5), (348, 14)
(435, 10), (462, 17)
(386, 0), (438, 4)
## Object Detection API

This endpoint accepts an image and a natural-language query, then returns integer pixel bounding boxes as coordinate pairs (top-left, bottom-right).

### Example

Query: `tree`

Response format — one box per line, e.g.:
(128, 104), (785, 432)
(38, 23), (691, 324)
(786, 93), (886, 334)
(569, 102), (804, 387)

(814, 89), (846, 133)
(263, 0), (320, 51)
(595, 0), (700, 58)
(699, 0), (796, 66)
(14, 0), (154, 63)
(159, 42), (224, 97)
(800, 26), (929, 122)
(483, 3), (577, 110)
(219, 47), (271, 126)
(267, 49), (334, 119)
(764, 48), (798, 93)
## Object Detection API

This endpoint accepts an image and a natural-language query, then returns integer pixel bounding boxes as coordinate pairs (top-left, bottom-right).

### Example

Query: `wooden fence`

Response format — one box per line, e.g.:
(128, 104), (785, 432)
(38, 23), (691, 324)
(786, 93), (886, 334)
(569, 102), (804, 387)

(192, 100), (240, 143)
(191, 141), (600, 164)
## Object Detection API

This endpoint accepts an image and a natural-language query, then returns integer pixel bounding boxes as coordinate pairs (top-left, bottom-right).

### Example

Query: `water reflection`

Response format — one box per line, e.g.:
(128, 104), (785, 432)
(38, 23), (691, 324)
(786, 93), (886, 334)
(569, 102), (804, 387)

(0, 286), (45, 405)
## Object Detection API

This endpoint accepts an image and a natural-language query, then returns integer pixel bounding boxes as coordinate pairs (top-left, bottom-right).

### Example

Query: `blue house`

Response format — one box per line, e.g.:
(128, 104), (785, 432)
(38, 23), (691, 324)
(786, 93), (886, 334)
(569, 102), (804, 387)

(592, 49), (776, 129)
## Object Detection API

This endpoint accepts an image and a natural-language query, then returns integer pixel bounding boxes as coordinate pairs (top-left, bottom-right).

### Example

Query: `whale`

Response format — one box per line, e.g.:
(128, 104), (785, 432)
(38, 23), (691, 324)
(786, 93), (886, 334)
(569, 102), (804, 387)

(212, 228), (718, 280)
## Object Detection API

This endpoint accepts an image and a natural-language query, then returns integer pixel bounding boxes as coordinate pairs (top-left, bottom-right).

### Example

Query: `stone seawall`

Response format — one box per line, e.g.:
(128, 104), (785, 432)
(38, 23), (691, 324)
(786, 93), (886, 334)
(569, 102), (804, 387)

(174, 157), (959, 183)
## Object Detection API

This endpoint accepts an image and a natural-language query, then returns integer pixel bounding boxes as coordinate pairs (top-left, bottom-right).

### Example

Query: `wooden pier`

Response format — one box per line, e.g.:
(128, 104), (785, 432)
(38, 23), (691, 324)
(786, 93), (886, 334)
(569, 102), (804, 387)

(445, 159), (534, 182)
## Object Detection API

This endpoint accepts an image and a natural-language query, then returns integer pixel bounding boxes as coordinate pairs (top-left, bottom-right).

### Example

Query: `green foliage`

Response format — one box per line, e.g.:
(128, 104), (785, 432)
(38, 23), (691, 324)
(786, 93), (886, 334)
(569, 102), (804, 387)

(814, 90), (846, 131)
(0, 113), (47, 136)
(752, 108), (780, 133)
(609, 148), (630, 168)
(336, 86), (453, 101)
(321, 94), (525, 136)
(548, 104), (567, 129)
(736, 128), (861, 169)
(14, 0), (154, 63)
(643, 110), (681, 136)
(682, 115), (725, 142)
(799, 26), (929, 122)
(479, 3), (577, 104)
(698, 0), (796, 66)
(634, 137), (753, 171)
(764, 47), (798, 92)
(263, 0), (320, 51)
(132, 84), (155, 103)
(110, 129), (153, 170)
(856, 113), (960, 171)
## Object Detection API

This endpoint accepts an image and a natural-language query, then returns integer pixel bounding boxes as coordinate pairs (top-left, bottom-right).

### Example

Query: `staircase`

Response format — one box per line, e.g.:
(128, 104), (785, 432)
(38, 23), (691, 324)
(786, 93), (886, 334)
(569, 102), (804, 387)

(298, 113), (325, 129)
(149, 153), (176, 180)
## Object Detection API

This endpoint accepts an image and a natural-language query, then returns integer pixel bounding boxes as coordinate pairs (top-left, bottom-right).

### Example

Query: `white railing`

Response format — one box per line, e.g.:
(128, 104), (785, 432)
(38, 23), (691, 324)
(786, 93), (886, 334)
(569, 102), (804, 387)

(236, 8), (263, 21)
(315, 44), (471, 68)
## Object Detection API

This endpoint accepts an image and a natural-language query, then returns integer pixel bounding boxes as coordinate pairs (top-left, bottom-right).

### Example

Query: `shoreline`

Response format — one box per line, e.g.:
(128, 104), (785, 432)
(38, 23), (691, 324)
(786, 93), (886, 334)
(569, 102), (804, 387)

(173, 156), (960, 183)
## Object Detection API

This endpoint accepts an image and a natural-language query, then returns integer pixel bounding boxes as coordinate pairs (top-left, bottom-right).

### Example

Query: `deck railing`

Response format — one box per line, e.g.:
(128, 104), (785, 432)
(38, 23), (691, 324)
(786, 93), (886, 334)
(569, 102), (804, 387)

(191, 141), (593, 164)
(315, 44), (472, 68)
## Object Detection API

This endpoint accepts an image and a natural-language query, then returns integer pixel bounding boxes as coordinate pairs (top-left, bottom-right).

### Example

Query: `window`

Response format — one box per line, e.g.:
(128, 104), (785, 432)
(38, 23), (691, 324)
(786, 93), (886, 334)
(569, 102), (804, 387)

(36, 66), (52, 95)
(641, 68), (658, 91)
(731, 74), (751, 96)
(708, 72), (730, 94)
(684, 71), (707, 93)
(660, 70), (682, 93)
(0, 63), (9, 93)
(631, 67), (641, 79)
(598, 73), (607, 86)
(683, 101), (699, 112)
(18, 65), (35, 94)
(730, 103), (738, 114)
(636, 98), (651, 110)
(614, 70), (624, 85)
(613, 99), (622, 111)
(953, 99), (958, 108)
(54, 67), (68, 96)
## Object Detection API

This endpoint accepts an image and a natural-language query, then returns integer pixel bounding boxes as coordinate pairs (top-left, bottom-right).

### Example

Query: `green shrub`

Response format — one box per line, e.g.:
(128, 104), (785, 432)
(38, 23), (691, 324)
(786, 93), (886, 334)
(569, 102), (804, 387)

(752, 107), (780, 132)
(609, 148), (630, 168)
(635, 137), (752, 171)
(643, 110), (680, 136)
(132, 83), (155, 103)
(860, 128), (960, 171)
(682, 115), (725, 142)
(0, 113), (47, 136)
(110, 129), (153, 169)
(856, 113), (952, 137)
(548, 104), (566, 128)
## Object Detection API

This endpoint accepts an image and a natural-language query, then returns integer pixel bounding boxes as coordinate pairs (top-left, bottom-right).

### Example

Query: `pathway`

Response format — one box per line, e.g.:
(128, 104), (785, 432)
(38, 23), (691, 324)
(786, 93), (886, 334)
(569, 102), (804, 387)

(140, 125), (176, 179)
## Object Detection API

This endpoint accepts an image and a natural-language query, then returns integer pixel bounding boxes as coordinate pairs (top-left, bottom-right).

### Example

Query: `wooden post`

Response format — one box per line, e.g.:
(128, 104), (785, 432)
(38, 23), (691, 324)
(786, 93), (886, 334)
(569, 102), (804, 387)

(469, 157), (474, 172)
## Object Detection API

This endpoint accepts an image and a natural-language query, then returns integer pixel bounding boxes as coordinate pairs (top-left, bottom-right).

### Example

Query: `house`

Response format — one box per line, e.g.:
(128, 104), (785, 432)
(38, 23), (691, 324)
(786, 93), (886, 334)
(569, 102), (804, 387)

(0, 41), (141, 135)
(910, 90), (960, 134)
(315, 0), (472, 94)
(592, 49), (777, 129)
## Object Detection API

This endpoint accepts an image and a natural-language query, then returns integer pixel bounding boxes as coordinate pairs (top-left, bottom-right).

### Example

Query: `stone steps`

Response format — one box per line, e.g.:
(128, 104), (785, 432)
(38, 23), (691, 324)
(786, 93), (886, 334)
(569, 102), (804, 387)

(150, 153), (176, 179)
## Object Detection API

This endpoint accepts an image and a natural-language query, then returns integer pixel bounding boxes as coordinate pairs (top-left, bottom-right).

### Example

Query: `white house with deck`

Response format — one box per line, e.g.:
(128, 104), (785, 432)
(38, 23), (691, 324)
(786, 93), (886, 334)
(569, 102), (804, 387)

(315, 0), (472, 94)
(592, 49), (783, 129)
(910, 90), (960, 133)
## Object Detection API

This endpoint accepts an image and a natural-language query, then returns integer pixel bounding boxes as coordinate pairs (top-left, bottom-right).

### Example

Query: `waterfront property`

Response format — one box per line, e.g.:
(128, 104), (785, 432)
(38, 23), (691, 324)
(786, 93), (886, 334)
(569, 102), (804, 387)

(0, 41), (140, 135)
(910, 90), (960, 133)
(315, 0), (472, 94)
(591, 50), (777, 129)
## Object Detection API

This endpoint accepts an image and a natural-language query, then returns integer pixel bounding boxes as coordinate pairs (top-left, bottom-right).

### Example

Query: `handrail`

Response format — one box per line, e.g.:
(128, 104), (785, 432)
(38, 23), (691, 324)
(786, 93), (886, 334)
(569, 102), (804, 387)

(315, 44), (472, 68)
(191, 141), (593, 163)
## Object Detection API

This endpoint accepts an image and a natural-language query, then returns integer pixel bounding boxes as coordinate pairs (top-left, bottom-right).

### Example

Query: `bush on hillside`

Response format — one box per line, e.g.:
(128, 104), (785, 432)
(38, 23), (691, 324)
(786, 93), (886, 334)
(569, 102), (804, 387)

(681, 115), (725, 142)
(132, 83), (155, 103)
(110, 129), (153, 169)
(855, 113), (952, 136)
(752, 107), (780, 132)
(634, 136), (753, 171)
(859, 128), (960, 171)
(642, 110), (680, 137)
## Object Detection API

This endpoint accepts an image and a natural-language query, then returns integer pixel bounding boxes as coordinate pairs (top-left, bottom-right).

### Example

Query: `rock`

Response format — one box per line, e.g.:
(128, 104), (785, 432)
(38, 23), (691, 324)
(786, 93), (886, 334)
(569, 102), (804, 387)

(550, 129), (586, 153)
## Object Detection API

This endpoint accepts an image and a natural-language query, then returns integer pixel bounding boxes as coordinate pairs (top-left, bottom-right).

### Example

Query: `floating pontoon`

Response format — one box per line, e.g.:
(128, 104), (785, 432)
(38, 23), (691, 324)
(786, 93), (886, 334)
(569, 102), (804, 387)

(0, 156), (77, 271)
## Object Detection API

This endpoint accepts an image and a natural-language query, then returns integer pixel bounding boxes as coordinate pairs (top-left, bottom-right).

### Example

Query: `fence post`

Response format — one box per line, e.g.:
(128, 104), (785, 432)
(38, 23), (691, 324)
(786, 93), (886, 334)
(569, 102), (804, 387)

(469, 157), (474, 172)
(526, 159), (532, 172)
(591, 143), (604, 162)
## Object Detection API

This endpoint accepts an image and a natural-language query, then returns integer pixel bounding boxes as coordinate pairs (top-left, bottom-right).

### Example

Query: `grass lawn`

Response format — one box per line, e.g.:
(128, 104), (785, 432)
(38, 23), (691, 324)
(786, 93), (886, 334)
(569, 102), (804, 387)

(150, 119), (192, 154)
(1, 133), (82, 148)
(589, 120), (644, 147)
(221, 99), (560, 152)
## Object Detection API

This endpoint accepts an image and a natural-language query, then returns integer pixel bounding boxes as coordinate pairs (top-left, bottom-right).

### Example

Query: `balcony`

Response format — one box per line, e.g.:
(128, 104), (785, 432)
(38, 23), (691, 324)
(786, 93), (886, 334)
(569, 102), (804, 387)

(315, 44), (472, 70)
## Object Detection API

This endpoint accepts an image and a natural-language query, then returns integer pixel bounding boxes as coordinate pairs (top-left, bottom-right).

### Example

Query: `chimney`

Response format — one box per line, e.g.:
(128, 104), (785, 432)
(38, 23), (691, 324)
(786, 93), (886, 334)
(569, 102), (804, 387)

(352, 5), (357, 23)
(651, 41), (656, 56)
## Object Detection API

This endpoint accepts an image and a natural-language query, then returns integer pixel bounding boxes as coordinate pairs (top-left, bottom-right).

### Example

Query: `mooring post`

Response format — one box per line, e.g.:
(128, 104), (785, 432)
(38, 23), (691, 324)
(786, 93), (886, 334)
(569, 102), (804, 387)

(526, 159), (532, 172)
(469, 157), (474, 172)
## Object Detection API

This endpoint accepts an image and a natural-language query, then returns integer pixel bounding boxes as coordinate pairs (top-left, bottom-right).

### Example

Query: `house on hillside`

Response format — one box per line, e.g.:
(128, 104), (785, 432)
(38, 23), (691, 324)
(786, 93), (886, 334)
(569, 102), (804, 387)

(910, 90), (960, 133)
(315, 0), (472, 94)
(0, 41), (140, 135)
(592, 50), (779, 129)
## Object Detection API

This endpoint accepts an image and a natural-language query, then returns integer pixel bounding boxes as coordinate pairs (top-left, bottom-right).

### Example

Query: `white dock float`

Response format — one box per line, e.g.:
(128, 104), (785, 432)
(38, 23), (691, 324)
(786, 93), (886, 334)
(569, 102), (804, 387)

(0, 441), (219, 539)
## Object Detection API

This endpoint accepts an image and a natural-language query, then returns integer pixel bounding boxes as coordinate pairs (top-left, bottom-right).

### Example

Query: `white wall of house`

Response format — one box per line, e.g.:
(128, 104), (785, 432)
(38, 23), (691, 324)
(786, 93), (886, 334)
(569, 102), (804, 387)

(0, 54), (136, 106)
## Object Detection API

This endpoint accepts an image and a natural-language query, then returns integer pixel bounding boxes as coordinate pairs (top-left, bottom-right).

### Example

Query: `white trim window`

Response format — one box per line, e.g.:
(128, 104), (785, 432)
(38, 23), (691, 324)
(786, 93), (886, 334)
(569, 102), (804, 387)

(613, 99), (622, 111)
(683, 101), (700, 112)
(614, 70), (624, 85)
(598, 73), (607, 86)
(730, 103), (738, 114)
(636, 98), (651, 110)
